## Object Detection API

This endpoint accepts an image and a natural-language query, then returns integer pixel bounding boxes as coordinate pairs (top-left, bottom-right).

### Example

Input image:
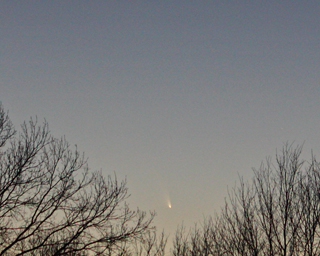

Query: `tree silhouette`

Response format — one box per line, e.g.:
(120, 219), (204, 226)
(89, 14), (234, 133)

(172, 144), (320, 256)
(0, 103), (154, 255)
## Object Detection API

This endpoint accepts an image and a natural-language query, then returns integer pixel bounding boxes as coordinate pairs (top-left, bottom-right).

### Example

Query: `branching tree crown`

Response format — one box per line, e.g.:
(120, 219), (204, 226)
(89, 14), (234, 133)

(0, 104), (155, 256)
(172, 144), (320, 256)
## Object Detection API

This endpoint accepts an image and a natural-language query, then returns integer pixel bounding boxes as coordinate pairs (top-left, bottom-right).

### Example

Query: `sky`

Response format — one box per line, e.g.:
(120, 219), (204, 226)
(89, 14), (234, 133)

(1, 0), (320, 242)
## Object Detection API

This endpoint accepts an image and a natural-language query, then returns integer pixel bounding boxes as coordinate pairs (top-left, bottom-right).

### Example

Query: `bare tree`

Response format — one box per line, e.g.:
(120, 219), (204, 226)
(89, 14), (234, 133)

(0, 104), (155, 255)
(131, 230), (167, 256)
(172, 144), (320, 256)
(172, 225), (189, 256)
(251, 146), (305, 256)
(217, 144), (320, 256)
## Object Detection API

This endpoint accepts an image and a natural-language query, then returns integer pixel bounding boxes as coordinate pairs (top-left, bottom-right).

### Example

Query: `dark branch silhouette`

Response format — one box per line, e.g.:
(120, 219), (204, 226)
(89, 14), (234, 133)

(0, 104), (154, 255)
(172, 144), (320, 256)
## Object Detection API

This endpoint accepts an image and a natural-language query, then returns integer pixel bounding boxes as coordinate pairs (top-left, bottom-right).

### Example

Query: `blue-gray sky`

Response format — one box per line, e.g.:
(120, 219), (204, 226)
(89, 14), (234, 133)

(1, 0), (320, 239)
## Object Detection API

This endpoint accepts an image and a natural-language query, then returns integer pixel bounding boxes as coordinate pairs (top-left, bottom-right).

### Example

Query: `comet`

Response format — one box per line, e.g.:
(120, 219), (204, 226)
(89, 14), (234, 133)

(165, 192), (172, 209)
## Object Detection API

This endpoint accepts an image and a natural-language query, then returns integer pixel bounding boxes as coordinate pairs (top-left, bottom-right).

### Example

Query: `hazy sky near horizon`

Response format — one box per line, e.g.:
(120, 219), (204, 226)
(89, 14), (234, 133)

(1, 0), (320, 238)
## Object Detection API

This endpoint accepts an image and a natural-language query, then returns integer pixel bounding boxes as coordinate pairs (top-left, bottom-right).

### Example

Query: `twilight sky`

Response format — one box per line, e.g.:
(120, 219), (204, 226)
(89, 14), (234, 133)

(1, 0), (320, 239)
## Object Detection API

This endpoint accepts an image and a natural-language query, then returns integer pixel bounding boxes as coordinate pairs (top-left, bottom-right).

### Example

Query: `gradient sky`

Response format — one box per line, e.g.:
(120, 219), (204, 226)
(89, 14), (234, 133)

(1, 0), (320, 241)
